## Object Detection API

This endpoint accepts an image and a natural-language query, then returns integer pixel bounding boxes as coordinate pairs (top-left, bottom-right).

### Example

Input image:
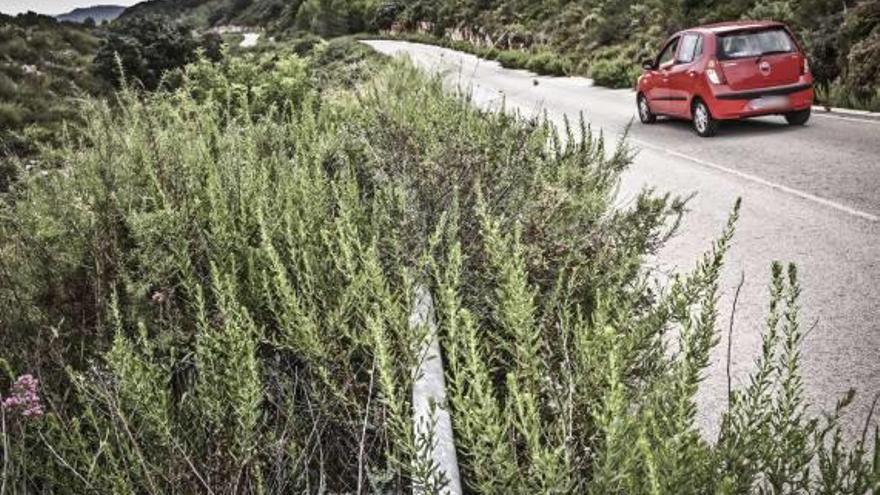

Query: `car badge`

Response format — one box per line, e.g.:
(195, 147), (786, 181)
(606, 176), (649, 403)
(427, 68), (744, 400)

(759, 60), (772, 75)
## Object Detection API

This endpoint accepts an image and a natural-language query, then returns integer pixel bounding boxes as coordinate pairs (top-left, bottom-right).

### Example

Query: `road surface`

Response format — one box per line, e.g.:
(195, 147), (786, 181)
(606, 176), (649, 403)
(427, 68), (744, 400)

(364, 40), (880, 440)
(241, 32), (261, 48)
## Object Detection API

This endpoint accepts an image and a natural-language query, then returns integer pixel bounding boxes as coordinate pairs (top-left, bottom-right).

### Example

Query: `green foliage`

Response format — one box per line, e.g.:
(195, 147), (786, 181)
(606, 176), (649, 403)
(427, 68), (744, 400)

(524, 50), (572, 75)
(93, 16), (221, 91)
(840, 0), (880, 100)
(289, 32), (325, 56)
(495, 48), (530, 68)
(310, 37), (385, 87)
(819, 84), (880, 112)
(1, 43), (878, 494)
(589, 56), (641, 88)
(295, 0), (373, 37)
(184, 50), (313, 114)
(488, 48), (573, 76)
(0, 13), (103, 159)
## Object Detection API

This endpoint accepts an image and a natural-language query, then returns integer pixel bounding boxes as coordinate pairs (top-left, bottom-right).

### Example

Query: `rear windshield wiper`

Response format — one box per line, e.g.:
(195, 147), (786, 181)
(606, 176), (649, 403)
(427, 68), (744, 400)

(755, 49), (792, 64)
(759, 49), (793, 57)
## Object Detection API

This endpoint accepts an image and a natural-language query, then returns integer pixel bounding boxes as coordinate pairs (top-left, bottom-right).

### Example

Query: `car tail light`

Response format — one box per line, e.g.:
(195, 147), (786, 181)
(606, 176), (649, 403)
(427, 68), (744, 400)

(706, 59), (725, 85)
(801, 57), (810, 75)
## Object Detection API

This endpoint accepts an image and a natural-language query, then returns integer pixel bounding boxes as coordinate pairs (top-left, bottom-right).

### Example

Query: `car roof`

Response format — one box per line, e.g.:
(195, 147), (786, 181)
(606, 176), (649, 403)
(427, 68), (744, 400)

(684, 20), (786, 35)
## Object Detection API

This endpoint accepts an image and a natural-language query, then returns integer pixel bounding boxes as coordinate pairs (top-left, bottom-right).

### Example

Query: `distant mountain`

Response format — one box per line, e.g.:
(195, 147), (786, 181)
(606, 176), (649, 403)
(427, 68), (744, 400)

(56, 5), (127, 24)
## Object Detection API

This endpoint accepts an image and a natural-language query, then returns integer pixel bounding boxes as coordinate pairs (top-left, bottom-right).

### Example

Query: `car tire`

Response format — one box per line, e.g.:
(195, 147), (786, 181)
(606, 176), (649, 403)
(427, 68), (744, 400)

(637, 94), (656, 124)
(692, 99), (718, 137)
(785, 108), (811, 126)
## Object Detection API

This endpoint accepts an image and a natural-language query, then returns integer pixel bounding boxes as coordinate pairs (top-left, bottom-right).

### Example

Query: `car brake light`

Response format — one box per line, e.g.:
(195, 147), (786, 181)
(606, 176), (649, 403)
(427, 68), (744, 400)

(706, 59), (725, 85)
(801, 57), (810, 75)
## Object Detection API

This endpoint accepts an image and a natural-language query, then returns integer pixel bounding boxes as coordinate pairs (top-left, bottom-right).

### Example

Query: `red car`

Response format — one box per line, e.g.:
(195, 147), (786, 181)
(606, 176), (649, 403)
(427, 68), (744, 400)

(636, 21), (814, 137)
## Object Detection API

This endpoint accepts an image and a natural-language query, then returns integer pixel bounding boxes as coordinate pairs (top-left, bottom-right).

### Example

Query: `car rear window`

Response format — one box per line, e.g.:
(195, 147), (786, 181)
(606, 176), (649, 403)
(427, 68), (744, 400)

(717, 27), (796, 60)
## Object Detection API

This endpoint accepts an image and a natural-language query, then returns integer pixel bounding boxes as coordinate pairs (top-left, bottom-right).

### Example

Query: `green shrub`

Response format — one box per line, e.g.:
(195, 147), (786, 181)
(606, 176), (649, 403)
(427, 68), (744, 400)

(818, 82), (880, 112)
(589, 56), (641, 88)
(844, 31), (880, 101)
(1, 52), (877, 494)
(495, 49), (530, 69)
(0, 102), (24, 128)
(311, 37), (384, 87)
(524, 50), (572, 76)
(92, 17), (208, 90)
(0, 54), (666, 493)
(289, 32), (325, 56)
(184, 51), (313, 116)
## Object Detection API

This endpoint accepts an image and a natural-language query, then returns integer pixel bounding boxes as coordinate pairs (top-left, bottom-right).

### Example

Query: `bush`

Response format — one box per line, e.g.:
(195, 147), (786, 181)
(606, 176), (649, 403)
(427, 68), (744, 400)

(295, 0), (373, 37)
(0, 101), (24, 128)
(311, 37), (384, 87)
(0, 53), (659, 493)
(524, 50), (572, 76)
(1, 52), (878, 494)
(844, 31), (880, 100)
(92, 16), (215, 90)
(589, 56), (641, 88)
(819, 81), (880, 112)
(184, 52), (313, 116)
(289, 32), (325, 56)
(495, 49), (530, 69)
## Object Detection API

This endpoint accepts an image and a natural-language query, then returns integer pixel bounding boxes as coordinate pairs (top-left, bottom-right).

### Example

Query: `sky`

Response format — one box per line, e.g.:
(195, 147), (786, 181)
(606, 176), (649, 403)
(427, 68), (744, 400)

(0, 0), (141, 16)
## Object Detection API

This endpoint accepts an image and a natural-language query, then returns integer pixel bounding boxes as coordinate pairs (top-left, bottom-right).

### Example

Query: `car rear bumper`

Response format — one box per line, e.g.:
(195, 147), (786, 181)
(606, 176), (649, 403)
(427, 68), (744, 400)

(706, 82), (814, 120)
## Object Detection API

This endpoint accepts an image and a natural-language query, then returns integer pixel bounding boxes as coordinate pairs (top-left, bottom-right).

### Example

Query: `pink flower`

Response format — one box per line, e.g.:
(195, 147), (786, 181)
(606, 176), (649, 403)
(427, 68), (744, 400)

(1, 374), (44, 420)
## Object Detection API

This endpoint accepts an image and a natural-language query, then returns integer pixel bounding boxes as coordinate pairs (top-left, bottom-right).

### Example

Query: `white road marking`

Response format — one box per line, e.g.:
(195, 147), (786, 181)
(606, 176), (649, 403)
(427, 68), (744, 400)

(495, 95), (879, 224)
(631, 137), (880, 223)
(370, 41), (880, 224)
(241, 33), (260, 48)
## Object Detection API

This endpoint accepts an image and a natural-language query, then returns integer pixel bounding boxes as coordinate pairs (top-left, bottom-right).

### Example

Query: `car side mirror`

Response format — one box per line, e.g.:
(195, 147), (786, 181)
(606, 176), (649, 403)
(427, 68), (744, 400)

(642, 59), (655, 70)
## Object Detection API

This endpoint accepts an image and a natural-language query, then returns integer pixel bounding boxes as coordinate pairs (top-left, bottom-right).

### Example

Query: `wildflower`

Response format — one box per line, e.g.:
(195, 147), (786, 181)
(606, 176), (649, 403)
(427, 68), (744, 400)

(151, 287), (172, 305)
(1, 374), (44, 419)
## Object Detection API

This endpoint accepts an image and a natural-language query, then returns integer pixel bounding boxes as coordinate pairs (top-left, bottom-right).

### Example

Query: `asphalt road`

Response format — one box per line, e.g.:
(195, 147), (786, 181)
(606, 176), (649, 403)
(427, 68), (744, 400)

(241, 32), (261, 48)
(364, 40), (880, 440)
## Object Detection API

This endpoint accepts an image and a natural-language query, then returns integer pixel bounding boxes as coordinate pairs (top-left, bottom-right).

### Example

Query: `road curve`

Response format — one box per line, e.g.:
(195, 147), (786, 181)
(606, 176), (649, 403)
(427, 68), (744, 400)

(364, 40), (880, 440)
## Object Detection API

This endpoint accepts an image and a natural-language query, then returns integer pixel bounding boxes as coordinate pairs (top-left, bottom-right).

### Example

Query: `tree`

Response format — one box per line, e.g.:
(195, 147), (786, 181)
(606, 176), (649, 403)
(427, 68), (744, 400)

(373, 1), (405, 30)
(841, 0), (880, 98)
(92, 17), (201, 90)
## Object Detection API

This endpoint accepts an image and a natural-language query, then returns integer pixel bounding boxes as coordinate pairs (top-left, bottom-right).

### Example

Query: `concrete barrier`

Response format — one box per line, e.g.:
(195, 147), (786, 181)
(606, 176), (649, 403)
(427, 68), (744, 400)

(410, 285), (462, 495)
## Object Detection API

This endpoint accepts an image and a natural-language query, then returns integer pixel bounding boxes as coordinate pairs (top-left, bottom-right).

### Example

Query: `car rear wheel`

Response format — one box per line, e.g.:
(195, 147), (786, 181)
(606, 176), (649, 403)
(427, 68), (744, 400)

(785, 108), (811, 126)
(638, 94), (656, 124)
(692, 99), (718, 137)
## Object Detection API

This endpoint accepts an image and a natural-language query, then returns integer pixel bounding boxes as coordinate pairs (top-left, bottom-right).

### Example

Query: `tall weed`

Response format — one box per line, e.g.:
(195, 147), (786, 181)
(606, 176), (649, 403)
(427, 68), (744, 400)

(0, 50), (876, 494)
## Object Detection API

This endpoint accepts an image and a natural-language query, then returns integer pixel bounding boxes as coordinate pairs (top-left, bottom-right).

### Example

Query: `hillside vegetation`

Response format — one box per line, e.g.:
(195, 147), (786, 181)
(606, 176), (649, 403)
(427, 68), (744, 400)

(0, 12), (222, 186)
(1, 38), (878, 493)
(0, 13), (104, 158)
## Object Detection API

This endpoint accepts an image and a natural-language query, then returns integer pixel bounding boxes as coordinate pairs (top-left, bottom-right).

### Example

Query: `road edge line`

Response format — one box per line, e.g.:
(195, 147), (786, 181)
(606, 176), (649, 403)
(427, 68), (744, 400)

(632, 139), (879, 223)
